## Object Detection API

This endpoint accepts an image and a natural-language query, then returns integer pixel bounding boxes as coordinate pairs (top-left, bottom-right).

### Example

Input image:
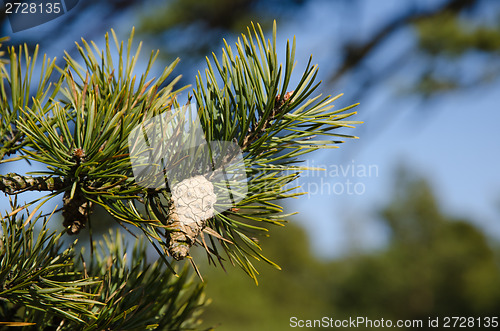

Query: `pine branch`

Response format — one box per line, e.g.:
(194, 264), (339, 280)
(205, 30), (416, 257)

(1, 24), (360, 282)
(241, 91), (294, 149)
(189, 21), (361, 279)
(0, 201), (103, 324)
(0, 200), (207, 329)
(0, 173), (68, 195)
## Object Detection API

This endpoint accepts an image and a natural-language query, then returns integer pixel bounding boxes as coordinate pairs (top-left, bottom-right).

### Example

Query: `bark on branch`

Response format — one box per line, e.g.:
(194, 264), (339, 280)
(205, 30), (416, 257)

(0, 173), (68, 195)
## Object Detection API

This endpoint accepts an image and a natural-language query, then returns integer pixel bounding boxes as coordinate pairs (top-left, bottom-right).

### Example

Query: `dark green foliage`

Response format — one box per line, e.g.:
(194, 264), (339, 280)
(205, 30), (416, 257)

(416, 12), (500, 56)
(0, 198), (102, 326)
(0, 198), (206, 330)
(200, 222), (331, 330)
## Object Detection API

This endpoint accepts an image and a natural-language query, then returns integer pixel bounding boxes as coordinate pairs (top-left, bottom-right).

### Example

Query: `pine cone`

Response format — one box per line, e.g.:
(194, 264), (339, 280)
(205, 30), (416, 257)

(166, 175), (217, 260)
(62, 189), (93, 234)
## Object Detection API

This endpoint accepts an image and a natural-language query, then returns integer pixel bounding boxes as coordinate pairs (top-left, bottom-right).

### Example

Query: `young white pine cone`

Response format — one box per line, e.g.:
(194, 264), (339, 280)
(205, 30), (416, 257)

(166, 175), (217, 260)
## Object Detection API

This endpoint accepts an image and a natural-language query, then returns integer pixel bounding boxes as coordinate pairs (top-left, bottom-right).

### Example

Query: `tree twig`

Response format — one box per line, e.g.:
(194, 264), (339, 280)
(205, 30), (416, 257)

(0, 173), (68, 195)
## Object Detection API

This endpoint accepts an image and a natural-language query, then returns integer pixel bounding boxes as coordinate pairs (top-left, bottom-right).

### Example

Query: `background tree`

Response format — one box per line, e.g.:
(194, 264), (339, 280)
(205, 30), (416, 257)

(199, 169), (500, 330)
(0, 23), (359, 328)
(326, 170), (500, 328)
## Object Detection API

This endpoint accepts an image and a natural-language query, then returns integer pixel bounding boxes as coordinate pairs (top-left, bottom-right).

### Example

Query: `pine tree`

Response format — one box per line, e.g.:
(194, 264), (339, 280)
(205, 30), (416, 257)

(0, 22), (360, 329)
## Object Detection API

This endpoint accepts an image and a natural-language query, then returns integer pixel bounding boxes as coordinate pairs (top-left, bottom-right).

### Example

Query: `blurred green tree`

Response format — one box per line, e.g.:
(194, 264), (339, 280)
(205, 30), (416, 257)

(327, 170), (500, 328)
(200, 169), (500, 330)
(200, 221), (332, 331)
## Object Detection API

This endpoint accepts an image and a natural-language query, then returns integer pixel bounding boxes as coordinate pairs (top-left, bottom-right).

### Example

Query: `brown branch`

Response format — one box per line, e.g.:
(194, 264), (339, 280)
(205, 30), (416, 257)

(241, 91), (294, 150)
(0, 173), (68, 195)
